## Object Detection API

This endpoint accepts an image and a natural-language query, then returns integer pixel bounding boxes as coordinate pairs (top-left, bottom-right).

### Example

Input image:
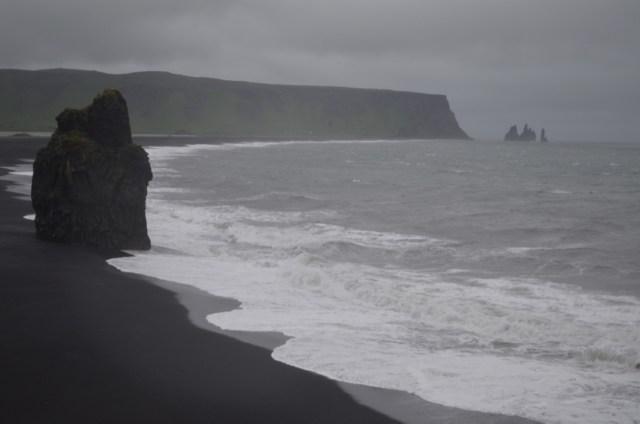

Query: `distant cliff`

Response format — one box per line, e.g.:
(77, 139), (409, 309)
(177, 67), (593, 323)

(0, 69), (470, 140)
(31, 89), (152, 250)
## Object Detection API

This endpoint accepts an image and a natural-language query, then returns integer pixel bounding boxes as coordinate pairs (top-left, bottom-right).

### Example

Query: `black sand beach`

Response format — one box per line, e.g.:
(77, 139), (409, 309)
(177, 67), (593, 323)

(1, 137), (537, 424)
(0, 137), (402, 423)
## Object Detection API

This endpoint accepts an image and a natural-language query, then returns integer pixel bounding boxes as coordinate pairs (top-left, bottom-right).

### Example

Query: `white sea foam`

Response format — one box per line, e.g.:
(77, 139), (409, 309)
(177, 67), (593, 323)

(110, 143), (640, 424)
(1, 162), (33, 198)
(10, 170), (33, 177)
(504, 244), (590, 255)
(114, 199), (640, 424)
(550, 189), (572, 195)
(221, 191), (323, 203)
(144, 138), (429, 162)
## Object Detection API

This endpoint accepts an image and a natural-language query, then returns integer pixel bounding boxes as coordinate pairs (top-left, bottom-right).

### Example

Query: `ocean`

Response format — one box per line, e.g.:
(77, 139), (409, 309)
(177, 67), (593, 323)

(108, 138), (640, 424)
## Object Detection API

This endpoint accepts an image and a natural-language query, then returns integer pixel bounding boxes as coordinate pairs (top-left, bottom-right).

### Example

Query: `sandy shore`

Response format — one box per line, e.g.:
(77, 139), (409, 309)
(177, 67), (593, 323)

(0, 136), (537, 423)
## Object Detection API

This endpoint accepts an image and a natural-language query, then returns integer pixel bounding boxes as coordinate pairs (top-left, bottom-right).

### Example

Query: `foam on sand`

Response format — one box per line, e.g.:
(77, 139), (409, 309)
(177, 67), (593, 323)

(0, 162), (33, 199)
(109, 142), (640, 424)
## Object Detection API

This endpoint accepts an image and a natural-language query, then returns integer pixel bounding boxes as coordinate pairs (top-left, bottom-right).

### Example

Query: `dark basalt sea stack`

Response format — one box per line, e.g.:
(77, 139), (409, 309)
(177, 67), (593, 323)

(540, 128), (549, 142)
(504, 123), (538, 141)
(505, 125), (520, 141)
(520, 124), (536, 141)
(31, 89), (152, 250)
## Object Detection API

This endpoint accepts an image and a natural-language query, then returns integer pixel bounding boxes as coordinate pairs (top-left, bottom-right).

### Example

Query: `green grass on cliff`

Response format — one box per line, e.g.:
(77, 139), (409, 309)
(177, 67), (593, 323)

(0, 69), (469, 139)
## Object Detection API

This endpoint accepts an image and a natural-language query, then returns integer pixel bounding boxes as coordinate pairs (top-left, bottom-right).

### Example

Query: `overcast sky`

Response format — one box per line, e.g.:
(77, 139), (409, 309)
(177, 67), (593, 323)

(1, 0), (639, 141)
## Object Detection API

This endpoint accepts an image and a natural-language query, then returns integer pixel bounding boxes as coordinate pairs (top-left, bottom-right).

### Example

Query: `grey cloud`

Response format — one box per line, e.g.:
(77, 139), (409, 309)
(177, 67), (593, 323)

(1, 0), (638, 140)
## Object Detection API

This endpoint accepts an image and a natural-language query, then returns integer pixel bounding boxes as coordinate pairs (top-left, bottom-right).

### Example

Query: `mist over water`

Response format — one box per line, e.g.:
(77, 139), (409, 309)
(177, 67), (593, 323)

(111, 138), (640, 424)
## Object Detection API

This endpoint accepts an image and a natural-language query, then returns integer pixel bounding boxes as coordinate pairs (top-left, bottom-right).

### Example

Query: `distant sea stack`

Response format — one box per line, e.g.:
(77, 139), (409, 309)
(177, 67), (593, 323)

(504, 124), (542, 142)
(31, 89), (152, 250)
(505, 125), (520, 141)
(540, 128), (548, 142)
(0, 69), (470, 140)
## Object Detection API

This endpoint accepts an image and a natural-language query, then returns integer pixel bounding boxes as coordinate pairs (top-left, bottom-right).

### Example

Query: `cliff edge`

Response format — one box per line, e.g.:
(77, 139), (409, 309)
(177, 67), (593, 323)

(0, 69), (470, 139)
(31, 89), (152, 250)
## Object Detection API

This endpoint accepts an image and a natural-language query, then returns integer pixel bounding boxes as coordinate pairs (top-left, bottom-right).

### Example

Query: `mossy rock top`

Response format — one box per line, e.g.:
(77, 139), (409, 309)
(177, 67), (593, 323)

(54, 89), (133, 149)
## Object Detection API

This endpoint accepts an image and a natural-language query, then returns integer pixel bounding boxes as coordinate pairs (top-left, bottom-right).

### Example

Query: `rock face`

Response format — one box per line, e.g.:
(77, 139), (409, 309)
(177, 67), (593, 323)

(0, 69), (470, 140)
(540, 128), (548, 142)
(504, 123), (538, 141)
(520, 124), (536, 141)
(505, 125), (520, 141)
(31, 89), (152, 250)
(520, 124), (537, 141)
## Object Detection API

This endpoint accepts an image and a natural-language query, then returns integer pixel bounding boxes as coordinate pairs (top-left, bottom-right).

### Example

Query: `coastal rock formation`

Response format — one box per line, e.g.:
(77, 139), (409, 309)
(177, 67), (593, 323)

(504, 124), (538, 141)
(505, 125), (519, 141)
(520, 124), (536, 141)
(31, 89), (152, 250)
(540, 128), (548, 142)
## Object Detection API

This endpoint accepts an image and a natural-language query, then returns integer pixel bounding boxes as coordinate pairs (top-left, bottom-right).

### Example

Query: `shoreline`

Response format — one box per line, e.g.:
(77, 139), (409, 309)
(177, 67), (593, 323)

(133, 273), (538, 424)
(0, 137), (536, 423)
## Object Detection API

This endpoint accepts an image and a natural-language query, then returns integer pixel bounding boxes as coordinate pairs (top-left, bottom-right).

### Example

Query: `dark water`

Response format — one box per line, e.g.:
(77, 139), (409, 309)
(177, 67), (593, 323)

(111, 138), (640, 424)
